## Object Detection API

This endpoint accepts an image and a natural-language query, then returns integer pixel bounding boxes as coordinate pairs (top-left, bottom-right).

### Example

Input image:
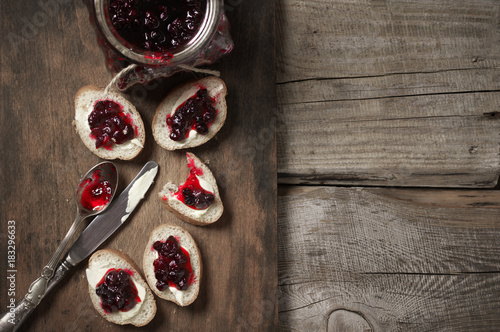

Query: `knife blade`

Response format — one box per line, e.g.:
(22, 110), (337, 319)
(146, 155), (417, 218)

(65, 160), (158, 266)
(0, 161), (159, 332)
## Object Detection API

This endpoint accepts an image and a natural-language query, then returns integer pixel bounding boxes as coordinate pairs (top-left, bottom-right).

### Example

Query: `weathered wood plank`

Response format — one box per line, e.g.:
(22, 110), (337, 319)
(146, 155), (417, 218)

(278, 69), (500, 105)
(278, 186), (500, 331)
(277, 92), (500, 187)
(276, 0), (500, 187)
(277, 0), (500, 82)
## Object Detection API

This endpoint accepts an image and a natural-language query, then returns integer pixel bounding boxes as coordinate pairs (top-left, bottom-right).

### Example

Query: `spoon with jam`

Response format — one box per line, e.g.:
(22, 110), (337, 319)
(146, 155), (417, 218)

(24, 162), (118, 306)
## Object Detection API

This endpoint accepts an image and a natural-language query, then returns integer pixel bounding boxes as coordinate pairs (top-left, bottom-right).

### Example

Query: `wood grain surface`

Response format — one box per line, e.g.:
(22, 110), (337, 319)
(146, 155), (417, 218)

(276, 0), (500, 188)
(0, 0), (277, 331)
(278, 186), (500, 331)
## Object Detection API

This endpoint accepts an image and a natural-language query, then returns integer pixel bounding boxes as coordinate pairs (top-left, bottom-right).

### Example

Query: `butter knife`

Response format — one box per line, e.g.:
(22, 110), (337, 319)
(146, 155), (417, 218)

(0, 161), (158, 332)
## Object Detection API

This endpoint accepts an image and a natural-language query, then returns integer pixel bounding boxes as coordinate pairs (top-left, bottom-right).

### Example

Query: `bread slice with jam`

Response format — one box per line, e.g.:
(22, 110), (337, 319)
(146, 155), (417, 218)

(159, 152), (223, 226)
(143, 224), (202, 306)
(86, 249), (156, 327)
(152, 76), (227, 150)
(74, 85), (145, 160)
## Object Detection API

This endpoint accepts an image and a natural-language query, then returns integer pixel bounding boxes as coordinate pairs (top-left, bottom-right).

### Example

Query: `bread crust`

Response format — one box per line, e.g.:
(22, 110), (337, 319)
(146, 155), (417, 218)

(74, 85), (146, 160)
(160, 200), (212, 226)
(159, 152), (223, 226)
(87, 249), (156, 327)
(142, 224), (202, 306)
(152, 76), (227, 150)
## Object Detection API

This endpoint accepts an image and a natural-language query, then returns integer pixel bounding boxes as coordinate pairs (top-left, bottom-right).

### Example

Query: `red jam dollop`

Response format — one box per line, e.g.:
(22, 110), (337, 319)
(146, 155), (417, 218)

(177, 168), (214, 209)
(153, 236), (194, 291)
(108, 0), (207, 52)
(88, 100), (136, 149)
(167, 88), (217, 141)
(95, 268), (141, 314)
(80, 170), (113, 211)
(163, 156), (214, 210)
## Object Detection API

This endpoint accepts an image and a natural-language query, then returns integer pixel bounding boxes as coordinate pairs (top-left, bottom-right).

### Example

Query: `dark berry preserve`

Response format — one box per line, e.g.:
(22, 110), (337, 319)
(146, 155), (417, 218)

(84, 0), (233, 90)
(88, 100), (136, 149)
(167, 88), (217, 141)
(81, 175), (113, 211)
(176, 164), (215, 209)
(95, 269), (141, 313)
(152, 236), (194, 291)
(108, 0), (207, 53)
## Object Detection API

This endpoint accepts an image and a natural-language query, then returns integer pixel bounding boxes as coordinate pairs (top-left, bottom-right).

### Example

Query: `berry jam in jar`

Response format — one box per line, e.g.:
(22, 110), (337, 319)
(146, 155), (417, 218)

(83, 0), (233, 90)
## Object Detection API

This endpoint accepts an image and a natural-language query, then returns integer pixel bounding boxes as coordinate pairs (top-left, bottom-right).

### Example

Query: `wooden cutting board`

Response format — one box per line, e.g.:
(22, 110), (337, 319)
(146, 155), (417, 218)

(0, 1), (277, 331)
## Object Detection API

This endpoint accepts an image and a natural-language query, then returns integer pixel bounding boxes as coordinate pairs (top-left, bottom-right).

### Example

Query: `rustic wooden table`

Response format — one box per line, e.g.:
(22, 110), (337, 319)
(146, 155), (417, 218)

(277, 0), (500, 331)
(0, 0), (277, 331)
(1, 0), (500, 331)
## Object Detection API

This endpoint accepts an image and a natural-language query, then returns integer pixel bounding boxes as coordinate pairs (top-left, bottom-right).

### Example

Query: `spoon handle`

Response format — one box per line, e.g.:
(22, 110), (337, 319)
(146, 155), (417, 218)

(0, 214), (87, 332)
(23, 213), (86, 308)
(0, 260), (74, 332)
(45, 213), (85, 277)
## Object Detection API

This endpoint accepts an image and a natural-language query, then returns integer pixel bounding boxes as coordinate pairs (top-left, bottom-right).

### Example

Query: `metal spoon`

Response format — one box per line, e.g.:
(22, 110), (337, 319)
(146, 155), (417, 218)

(23, 162), (118, 308)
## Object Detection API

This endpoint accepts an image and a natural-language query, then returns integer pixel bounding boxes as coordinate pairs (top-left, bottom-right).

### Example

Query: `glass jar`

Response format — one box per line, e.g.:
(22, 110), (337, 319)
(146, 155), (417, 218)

(83, 0), (233, 90)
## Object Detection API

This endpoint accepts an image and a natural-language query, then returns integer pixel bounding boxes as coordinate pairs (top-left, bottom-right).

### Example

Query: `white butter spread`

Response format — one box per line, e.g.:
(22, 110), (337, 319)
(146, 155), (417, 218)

(173, 129), (199, 148)
(169, 286), (185, 306)
(86, 263), (146, 320)
(170, 86), (200, 116)
(128, 138), (144, 149)
(121, 167), (158, 223)
(197, 175), (213, 193)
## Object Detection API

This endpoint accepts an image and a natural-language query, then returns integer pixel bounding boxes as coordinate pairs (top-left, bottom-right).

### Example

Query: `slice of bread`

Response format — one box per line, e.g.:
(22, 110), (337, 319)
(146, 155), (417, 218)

(159, 152), (223, 226)
(143, 224), (202, 306)
(86, 249), (156, 327)
(152, 76), (227, 150)
(74, 85), (146, 160)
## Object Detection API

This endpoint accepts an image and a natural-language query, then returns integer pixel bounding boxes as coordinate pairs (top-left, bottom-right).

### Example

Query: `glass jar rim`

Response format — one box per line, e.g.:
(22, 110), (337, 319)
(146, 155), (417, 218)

(94, 0), (221, 66)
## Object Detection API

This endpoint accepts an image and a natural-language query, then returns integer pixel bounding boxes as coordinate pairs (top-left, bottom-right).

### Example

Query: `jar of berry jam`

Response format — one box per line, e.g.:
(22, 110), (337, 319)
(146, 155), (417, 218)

(83, 0), (233, 90)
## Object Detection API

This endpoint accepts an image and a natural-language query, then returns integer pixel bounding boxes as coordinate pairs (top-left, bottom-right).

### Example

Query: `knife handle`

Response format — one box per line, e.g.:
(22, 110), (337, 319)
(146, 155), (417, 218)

(0, 260), (73, 332)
